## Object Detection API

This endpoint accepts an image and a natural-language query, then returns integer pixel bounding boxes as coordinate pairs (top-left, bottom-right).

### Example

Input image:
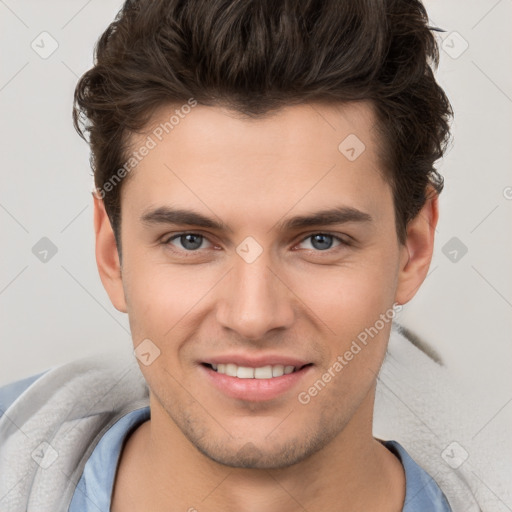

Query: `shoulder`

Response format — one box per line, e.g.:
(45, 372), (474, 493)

(0, 349), (149, 511)
(0, 370), (49, 418)
(1, 349), (148, 424)
(376, 324), (507, 512)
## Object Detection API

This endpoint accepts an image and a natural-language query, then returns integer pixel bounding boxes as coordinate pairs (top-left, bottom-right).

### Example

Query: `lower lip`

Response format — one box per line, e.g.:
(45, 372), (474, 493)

(200, 364), (312, 402)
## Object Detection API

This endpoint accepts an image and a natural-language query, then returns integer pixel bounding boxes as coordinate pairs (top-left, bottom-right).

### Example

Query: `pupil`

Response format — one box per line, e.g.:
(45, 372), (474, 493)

(182, 234), (202, 250)
(311, 234), (332, 250)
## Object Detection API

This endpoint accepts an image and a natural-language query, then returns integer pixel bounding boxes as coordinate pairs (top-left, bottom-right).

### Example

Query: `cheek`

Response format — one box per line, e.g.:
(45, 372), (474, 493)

(288, 256), (399, 335)
(293, 263), (398, 416)
(122, 253), (209, 343)
(283, 251), (400, 395)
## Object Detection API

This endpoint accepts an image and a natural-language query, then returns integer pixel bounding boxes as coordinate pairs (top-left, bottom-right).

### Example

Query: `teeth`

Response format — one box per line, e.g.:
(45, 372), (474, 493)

(254, 365), (272, 379)
(272, 365), (284, 377)
(237, 366), (254, 379)
(225, 363), (238, 377)
(211, 363), (297, 379)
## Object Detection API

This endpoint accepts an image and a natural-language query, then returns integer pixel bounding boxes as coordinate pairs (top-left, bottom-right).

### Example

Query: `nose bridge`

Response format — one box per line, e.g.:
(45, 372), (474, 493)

(216, 242), (294, 340)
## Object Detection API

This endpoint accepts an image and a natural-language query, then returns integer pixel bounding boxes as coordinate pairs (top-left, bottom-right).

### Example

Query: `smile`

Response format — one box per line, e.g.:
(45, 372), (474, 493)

(208, 363), (299, 379)
(200, 361), (313, 402)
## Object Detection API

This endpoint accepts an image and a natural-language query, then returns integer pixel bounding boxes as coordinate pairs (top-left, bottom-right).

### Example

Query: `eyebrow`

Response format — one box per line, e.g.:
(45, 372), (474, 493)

(140, 205), (372, 233)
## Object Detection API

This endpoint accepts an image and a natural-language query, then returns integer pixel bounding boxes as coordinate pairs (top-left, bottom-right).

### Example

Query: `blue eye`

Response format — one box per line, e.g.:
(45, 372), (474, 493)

(165, 233), (211, 251)
(298, 233), (343, 251)
(162, 231), (348, 256)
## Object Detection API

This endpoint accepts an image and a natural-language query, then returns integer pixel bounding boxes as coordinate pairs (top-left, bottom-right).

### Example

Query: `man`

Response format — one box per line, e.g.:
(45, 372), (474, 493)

(0, 0), (488, 510)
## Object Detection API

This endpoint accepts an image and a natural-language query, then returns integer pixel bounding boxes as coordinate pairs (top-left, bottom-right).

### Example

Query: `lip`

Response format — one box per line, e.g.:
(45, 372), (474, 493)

(199, 359), (313, 402)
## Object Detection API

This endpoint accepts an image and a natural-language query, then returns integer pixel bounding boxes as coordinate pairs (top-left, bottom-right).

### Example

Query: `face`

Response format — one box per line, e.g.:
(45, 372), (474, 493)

(95, 101), (435, 469)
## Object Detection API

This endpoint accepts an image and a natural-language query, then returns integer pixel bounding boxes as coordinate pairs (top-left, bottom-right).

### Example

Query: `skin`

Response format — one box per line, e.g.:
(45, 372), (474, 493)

(93, 100), (438, 512)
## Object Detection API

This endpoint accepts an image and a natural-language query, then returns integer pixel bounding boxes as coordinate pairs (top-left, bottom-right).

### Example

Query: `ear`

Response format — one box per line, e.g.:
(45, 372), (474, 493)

(92, 191), (127, 313)
(395, 189), (439, 305)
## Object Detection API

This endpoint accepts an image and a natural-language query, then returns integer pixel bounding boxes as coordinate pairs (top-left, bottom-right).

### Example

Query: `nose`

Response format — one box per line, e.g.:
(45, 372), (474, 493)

(215, 248), (295, 341)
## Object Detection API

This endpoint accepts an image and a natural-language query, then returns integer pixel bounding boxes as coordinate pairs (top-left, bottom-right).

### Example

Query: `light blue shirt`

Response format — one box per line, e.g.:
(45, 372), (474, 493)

(1, 374), (452, 512)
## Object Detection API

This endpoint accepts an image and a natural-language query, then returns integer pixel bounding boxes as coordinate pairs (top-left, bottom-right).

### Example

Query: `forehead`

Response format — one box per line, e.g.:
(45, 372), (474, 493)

(137, 100), (381, 165)
(121, 100), (391, 227)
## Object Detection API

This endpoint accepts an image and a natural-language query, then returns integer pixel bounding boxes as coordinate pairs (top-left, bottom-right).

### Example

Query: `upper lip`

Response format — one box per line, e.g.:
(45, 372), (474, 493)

(202, 354), (311, 368)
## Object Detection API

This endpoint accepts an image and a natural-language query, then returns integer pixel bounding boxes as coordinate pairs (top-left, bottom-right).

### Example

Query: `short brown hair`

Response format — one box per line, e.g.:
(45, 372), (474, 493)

(73, 0), (453, 255)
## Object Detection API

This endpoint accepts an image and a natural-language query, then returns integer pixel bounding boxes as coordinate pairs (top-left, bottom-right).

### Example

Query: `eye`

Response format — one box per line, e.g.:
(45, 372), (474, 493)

(161, 231), (350, 256)
(163, 232), (213, 252)
(296, 233), (346, 251)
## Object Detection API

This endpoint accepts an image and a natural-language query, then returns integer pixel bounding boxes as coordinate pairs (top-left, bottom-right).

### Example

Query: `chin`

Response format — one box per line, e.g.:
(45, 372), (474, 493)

(190, 429), (334, 470)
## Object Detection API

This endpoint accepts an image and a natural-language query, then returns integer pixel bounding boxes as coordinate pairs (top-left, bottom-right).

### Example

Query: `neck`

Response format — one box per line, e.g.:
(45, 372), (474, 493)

(113, 387), (405, 512)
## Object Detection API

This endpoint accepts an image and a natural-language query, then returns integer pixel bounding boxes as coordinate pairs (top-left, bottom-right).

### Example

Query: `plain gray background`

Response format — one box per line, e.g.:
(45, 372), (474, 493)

(0, 0), (511, 427)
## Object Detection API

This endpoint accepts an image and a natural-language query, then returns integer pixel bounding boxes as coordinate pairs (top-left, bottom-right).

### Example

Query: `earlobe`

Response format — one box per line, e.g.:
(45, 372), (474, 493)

(395, 190), (439, 305)
(92, 191), (128, 313)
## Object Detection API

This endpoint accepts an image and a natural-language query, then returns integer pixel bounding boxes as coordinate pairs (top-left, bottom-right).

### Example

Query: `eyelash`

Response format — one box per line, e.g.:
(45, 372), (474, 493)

(161, 231), (351, 256)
